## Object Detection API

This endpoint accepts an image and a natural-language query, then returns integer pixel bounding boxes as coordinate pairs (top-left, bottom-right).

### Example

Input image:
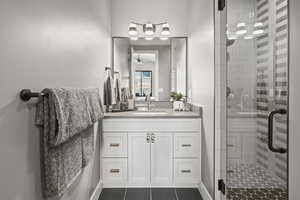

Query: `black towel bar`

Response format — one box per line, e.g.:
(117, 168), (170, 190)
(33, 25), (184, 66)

(20, 89), (45, 101)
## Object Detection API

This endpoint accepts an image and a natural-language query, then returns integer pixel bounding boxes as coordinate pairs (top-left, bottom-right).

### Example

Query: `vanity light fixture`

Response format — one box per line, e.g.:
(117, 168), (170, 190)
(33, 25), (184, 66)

(236, 22), (247, 35)
(128, 22), (171, 39)
(253, 22), (264, 35)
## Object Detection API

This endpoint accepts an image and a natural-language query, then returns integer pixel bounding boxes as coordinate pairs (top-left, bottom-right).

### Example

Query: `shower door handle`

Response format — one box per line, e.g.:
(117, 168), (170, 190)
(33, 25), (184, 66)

(218, 0), (226, 11)
(268, 109), (287, 154)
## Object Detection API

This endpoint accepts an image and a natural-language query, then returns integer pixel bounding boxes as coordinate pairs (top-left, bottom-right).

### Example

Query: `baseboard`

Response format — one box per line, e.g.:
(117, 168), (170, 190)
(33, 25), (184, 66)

(198, 182), (213, 200)
(103, 184), (199, 188)
(90, 181), (103, 200)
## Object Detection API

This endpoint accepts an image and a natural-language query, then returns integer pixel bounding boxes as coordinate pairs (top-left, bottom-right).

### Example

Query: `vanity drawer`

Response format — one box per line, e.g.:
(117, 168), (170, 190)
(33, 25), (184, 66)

(174, 159), (199, 184)
(174, 133), (200, 158)
(102, 133), (127, 158)
(102, 158), (127, 185)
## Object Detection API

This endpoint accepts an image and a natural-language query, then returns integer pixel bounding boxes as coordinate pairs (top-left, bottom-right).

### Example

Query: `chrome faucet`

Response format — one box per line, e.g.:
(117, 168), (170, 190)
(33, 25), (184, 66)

(145, 94), (152, 111)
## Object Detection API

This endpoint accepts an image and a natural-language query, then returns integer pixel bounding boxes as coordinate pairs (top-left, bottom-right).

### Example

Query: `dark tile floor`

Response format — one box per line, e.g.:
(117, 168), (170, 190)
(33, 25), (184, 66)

(99, 188), (203, 200)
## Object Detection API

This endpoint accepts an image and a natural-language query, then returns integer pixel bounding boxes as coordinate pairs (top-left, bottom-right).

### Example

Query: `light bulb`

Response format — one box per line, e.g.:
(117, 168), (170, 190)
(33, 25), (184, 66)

(244, 35), (254, 40)
(128, 23), (138, 36)
(145, 37), (153, 41)
(130, 37), (139, 41)
(161, 23), (170, 36)
(160, 37), (169, 40)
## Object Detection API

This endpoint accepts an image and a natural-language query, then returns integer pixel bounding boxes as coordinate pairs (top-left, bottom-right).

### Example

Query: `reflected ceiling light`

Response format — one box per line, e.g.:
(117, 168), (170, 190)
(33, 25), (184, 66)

(136, 55), (143, 65)
(143, 23), (155, 36)
(130, 37), (139, 41)
(128, 23), (138, 36)
(236, 22), (247, 35)
(228, 36), (237, 40)
(161, 23), (170, 36)
(253, 22), (264, 35)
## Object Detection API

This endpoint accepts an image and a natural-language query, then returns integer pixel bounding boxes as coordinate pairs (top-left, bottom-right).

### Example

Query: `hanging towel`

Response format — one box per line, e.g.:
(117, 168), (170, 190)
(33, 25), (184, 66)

(114, 76), (121, 102)
(104, 71), (116, 106)
(35, 88), (104, 199)
(104, 76), (112, 106)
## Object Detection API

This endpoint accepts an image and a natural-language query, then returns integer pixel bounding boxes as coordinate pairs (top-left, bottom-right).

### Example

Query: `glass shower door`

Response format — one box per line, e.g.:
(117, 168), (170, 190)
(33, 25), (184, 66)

(225, 0), (289, 199)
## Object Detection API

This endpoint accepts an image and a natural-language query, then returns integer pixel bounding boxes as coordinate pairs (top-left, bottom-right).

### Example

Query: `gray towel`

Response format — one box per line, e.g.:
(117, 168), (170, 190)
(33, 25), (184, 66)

(104, 76), (112, 106)
(35, 88), (104, 199)
(104, 75), (116, 106)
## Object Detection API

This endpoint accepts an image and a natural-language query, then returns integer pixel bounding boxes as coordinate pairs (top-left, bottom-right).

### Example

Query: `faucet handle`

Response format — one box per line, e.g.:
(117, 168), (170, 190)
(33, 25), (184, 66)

(145, 94), (151, 101)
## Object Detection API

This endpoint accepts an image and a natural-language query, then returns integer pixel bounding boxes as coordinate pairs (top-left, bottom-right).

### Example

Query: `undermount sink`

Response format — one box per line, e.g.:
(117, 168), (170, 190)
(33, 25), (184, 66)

(131, 111), (168, 115)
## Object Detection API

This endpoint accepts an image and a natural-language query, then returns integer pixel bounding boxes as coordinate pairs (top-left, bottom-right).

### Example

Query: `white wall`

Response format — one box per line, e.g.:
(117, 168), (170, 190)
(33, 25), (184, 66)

(187, 0), (215, 197)
(0, 0), (111, 199)
(289, 0), (300, 199)
(111, 0), (188, 37)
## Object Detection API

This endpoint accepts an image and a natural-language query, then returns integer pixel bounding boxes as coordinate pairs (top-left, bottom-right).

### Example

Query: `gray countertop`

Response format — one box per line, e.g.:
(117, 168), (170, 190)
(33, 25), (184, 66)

(104, 109), (201, 119)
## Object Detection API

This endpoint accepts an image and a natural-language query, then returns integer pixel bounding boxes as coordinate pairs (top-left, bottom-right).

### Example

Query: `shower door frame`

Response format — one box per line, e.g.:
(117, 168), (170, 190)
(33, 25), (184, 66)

(215, 0), (290, 199)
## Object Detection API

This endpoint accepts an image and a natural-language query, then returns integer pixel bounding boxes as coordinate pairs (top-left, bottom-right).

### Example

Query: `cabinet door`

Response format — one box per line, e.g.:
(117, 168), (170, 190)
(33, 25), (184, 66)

(128, 132), (151, 186)
(150, 132), (173, 186)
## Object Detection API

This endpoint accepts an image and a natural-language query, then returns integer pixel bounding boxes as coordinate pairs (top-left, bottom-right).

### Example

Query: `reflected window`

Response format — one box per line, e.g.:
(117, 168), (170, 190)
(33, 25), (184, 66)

(134, 71), (152, 97)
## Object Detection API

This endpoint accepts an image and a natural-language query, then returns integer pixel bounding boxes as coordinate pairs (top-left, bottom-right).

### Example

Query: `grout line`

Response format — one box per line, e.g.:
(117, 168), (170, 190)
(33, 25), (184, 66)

(174, 188), (179, 200)
(123, 188), (127, 200)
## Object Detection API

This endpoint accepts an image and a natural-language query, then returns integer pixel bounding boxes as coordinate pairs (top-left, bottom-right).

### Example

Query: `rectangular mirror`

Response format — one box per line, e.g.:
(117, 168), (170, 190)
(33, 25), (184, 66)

(112, 37), (187, 101)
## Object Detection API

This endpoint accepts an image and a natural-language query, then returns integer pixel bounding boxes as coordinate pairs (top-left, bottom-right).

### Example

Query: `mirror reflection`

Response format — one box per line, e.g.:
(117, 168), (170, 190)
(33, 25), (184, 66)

(113, 37), (187, 101)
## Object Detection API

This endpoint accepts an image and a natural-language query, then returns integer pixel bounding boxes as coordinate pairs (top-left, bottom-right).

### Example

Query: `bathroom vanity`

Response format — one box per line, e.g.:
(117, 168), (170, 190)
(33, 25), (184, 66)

(101, 37), (201, 189)
(100, 110), (202, 188)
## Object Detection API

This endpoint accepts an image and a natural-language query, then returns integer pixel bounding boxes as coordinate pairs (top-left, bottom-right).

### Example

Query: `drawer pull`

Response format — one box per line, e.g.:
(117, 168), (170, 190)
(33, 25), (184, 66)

(110, 169), (120, 173)
(182, 144), (192, 147)
(227, 144), (234, 147)
(110, 143), (120, 147)
(181, 170), (191, 173)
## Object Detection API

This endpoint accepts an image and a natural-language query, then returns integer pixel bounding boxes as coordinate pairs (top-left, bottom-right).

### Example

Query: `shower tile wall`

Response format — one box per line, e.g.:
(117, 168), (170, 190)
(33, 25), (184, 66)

(255, 0), (288, 186)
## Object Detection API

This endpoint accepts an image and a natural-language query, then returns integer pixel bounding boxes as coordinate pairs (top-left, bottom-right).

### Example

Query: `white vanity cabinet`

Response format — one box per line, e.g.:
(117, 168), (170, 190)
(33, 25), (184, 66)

(101, 118), (201, 188)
